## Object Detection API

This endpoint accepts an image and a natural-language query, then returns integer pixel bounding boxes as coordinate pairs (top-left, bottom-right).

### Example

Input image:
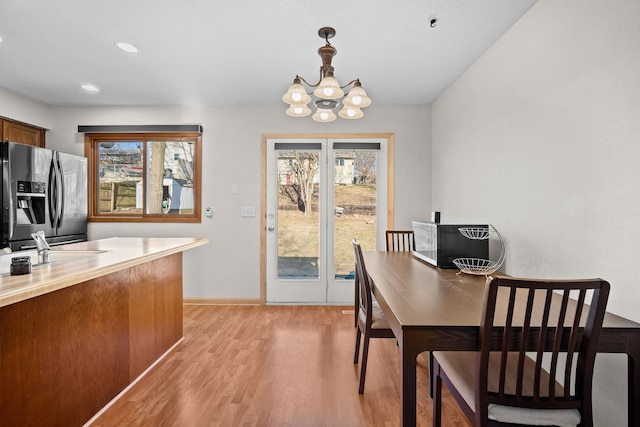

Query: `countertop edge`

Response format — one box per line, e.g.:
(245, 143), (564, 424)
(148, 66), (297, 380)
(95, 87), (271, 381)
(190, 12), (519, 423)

(0, 237), (208, 308)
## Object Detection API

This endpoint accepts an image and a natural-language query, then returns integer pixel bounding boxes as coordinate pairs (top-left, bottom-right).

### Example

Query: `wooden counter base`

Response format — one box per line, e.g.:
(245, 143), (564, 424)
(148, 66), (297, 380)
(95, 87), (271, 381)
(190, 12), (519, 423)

(0, 253), (183, 427)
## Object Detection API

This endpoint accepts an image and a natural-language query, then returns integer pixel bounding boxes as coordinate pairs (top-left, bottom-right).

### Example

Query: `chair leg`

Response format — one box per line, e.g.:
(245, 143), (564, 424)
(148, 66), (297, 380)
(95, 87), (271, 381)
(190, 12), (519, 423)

(353, 326), (362, 364)
(433, 360), (443, 427)
(358, 330), (371, 394)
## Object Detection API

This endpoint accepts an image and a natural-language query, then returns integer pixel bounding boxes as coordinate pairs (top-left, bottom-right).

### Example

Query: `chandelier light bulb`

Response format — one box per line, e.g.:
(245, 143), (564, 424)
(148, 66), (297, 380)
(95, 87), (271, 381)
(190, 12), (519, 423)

(292, 93), (303, 102)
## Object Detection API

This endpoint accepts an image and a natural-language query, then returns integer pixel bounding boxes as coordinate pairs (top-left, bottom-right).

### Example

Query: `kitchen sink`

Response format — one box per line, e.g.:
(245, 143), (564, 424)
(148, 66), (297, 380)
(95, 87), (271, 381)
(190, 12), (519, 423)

(0, 250), (108, 275)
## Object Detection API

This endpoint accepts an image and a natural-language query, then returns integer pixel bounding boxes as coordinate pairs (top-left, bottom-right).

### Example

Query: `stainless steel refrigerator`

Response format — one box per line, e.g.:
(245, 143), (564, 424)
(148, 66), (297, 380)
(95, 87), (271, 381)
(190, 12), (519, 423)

(1, 141), (88, 250)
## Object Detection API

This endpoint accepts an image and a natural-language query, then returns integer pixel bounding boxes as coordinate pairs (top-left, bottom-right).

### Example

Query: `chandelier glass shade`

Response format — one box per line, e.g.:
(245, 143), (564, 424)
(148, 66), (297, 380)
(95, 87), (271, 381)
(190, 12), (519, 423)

(286, 103), (312, 117)
(312, 107), (337, 123)
(338, 106), (364, 119)
(282, 27), (371, 122)
(313, 76), (344, 100)
(342, 81), (371, 108)
(282, 80), (312, 106)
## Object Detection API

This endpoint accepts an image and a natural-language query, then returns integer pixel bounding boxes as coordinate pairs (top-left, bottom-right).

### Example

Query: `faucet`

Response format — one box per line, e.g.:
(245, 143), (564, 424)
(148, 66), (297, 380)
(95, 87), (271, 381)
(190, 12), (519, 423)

(31, 231), (51, 264)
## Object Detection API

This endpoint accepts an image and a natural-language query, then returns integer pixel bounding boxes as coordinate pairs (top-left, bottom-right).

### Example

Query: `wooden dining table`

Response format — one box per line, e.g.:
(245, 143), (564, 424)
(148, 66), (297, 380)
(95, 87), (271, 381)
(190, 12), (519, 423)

(362, 250), (640, 427)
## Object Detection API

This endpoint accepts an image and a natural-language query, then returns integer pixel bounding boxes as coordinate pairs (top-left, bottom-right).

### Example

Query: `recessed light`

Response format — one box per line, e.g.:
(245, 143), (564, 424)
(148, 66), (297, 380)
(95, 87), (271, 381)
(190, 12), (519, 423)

(115, 41), (139, 53)
(81, 84), (100, 93)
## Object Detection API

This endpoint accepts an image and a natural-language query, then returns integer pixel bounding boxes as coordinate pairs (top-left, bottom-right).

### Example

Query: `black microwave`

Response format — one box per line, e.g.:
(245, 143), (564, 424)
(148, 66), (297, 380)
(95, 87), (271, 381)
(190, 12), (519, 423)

(411, 221), (489, 268)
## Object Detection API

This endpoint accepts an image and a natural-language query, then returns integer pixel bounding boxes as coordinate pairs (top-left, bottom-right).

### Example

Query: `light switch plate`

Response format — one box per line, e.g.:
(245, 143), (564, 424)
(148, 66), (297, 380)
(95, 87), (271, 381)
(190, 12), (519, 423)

(241, 207), (255, 217)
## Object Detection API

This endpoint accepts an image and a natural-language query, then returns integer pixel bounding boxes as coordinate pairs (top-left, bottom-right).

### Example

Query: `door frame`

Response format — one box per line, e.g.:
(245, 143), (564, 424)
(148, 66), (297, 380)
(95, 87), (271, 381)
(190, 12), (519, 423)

(260, 133), (395, 304)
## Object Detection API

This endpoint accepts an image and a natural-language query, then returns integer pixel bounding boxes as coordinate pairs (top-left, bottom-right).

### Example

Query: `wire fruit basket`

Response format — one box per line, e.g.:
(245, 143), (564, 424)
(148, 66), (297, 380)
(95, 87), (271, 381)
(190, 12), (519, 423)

(453, 225), (505, 275)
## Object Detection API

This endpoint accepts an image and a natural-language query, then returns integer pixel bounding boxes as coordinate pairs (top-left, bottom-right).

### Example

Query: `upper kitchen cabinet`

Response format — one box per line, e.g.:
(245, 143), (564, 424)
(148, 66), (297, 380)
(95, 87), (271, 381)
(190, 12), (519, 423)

(1, 117), (46, 147)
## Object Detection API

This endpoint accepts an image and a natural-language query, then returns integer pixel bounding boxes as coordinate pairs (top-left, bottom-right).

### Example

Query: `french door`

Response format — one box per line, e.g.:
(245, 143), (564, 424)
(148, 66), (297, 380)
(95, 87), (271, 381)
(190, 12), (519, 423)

(264, 137), (388, 303)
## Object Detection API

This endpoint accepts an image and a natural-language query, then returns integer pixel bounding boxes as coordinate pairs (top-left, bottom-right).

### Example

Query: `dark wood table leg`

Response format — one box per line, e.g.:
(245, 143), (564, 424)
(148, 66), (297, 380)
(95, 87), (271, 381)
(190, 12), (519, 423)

(400, 335), (420, 427)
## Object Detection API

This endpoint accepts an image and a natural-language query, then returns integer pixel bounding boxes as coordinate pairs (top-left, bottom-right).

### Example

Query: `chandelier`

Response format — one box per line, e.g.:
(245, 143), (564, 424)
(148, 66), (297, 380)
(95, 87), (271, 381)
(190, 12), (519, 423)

(282, 27), (371, 123)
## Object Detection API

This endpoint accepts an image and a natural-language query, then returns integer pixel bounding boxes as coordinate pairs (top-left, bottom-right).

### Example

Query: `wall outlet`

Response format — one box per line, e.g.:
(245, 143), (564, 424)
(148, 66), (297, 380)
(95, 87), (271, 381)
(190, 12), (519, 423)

(241, 207), (255, 217)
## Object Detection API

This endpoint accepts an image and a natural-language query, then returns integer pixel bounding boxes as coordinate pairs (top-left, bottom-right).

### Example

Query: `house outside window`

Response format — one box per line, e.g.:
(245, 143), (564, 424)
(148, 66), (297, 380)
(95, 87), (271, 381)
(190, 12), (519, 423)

(84, 132), (202, 222)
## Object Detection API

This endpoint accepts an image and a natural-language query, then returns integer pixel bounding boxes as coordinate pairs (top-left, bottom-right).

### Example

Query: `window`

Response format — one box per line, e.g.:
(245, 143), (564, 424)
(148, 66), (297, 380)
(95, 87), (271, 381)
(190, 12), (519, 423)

(84, 132), (202, 222)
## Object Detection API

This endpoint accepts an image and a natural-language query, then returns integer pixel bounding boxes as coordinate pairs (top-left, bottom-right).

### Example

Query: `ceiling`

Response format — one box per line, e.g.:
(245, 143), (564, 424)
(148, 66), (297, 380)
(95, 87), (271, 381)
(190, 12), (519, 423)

(0, 0), (537, 107)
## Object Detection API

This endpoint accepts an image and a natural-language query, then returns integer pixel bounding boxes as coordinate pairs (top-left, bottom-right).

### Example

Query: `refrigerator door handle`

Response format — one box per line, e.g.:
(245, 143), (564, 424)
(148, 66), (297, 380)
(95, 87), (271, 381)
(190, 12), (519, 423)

(48, 158), (58, 227)
(56, 157), (64, 228)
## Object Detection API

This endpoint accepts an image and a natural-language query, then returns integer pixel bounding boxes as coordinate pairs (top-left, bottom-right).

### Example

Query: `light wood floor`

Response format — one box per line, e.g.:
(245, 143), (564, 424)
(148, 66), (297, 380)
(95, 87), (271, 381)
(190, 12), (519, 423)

(90, 305), (470, 426)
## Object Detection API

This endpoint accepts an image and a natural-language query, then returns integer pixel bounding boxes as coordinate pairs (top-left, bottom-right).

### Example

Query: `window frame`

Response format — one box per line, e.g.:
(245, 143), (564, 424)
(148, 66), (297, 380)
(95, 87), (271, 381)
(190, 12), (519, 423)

(84, 132), (202, 223)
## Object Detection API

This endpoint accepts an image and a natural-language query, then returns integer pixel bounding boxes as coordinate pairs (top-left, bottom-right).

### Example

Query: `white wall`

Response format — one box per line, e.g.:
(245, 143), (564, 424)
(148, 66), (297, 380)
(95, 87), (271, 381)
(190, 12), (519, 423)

(45, 104), (431, 299)
(0, 86), (52, 129)
(432, 0), (640, 424)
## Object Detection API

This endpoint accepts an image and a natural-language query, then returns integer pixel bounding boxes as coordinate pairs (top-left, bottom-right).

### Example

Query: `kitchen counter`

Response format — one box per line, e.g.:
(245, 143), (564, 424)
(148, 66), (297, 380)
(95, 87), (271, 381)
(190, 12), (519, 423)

(0, 236), (208, 427)
(0, 237), (207, 307)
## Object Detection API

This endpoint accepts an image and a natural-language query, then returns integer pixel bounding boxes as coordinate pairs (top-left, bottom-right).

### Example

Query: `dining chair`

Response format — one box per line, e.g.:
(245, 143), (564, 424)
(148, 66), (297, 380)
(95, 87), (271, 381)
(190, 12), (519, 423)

(351, 231), (415, 328)
(352, 238), (396, 394)
(432, 276), (610, 427)
(353, 230), (413, 327)
(385, 230), (414, 252)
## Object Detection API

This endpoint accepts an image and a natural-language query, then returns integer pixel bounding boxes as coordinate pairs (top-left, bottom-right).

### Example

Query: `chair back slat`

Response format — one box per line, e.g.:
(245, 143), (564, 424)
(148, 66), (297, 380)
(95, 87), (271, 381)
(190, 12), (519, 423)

(385, 230), (414, 252)
(476, 276), (610, 421)
(515, 287), (537, 396)
(549, 290), (570, 397)
(532, 289), (554, 398)
(496, 286), (516, 396)
(565, 289), (587, 394)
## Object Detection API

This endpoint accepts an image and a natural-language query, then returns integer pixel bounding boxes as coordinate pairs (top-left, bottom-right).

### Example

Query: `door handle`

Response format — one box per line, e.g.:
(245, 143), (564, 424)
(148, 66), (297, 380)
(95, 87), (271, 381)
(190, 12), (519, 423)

(56, 158), (64, 228)
(267, 226), (275, 232)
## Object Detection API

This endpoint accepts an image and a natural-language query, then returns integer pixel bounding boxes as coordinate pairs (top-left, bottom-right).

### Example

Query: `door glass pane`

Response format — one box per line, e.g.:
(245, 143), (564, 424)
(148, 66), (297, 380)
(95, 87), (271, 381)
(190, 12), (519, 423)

(277, 151), (320, 279)
(97, 141), (143, 214)
(145, 140), (195, 214)
(334, 150), (377, 279)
